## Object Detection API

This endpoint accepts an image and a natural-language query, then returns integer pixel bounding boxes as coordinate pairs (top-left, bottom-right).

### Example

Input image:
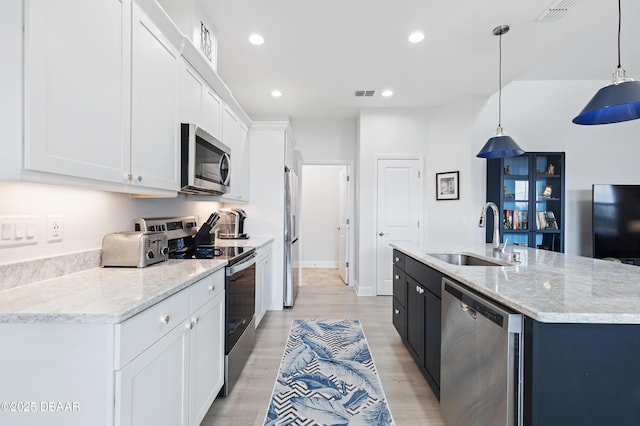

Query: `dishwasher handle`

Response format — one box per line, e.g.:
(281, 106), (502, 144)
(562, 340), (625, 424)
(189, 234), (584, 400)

(442, 277), (520, 333)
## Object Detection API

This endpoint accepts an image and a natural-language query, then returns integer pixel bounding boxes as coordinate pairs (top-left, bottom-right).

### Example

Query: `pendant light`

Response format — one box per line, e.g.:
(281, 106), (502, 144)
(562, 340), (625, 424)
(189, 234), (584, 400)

(573, 0), (640, 125)
(477, 25), (525, 158)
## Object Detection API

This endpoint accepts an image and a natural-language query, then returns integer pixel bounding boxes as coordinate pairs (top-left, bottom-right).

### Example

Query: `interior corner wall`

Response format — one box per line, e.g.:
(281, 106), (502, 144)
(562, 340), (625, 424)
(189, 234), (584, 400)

(472, 79), (640, 256)
(357, 101), (483, 296)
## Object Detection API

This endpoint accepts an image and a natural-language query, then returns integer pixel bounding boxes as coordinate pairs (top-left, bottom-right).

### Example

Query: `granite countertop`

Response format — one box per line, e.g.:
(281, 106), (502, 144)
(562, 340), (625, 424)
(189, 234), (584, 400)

(215, 235), (274, 249)
(391, 242), (640, 324)
(0, 259), (227, 324)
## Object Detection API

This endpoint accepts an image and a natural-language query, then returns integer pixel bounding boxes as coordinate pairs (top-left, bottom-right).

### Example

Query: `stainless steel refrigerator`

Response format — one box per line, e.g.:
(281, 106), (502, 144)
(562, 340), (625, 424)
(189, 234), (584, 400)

(284, 166), (299, 307)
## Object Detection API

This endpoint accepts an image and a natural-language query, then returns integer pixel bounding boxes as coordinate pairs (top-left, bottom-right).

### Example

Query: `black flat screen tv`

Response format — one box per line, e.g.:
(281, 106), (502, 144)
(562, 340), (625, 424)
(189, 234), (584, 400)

(593, 184), (640, 263)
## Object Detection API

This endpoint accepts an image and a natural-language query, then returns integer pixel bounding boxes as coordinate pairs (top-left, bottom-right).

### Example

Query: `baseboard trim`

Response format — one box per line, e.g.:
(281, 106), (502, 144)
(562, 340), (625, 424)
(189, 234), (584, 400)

(301, 261), (338, 268)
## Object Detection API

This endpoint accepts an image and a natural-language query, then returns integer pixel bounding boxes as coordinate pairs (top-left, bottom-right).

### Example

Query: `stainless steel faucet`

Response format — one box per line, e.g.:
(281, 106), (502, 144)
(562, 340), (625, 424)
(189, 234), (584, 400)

(479, 202), (502, 252)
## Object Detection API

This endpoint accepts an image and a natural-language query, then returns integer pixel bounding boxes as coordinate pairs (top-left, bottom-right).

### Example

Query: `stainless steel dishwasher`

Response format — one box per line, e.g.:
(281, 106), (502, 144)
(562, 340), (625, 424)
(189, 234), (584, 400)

(440, 277), (523, 426)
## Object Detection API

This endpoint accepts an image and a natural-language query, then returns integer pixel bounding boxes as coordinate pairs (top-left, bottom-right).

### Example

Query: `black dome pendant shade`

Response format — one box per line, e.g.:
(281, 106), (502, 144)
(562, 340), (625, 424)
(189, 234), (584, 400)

(477, 25), (525, 159)
(573, 0), (640, 125)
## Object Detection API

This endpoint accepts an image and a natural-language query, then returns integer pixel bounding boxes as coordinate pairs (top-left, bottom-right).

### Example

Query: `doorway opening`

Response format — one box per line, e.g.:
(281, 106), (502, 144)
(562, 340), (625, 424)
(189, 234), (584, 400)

(300, 163), (354, 286)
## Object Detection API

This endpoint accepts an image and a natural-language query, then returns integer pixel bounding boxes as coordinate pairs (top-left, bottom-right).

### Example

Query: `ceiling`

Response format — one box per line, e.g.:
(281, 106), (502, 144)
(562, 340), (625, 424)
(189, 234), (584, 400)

(201, 0), (640, 121)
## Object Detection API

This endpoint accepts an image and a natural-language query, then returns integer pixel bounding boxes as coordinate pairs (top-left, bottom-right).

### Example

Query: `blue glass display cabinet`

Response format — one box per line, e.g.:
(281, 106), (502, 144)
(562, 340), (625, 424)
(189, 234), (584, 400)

(486, 152), (565, 252)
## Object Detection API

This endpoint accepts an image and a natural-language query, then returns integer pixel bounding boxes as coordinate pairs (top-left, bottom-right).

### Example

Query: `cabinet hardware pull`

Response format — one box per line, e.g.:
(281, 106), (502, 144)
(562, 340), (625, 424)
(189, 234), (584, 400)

(160, 315), (170, 325)
(394, 274), (399, 280)
(208, 285), (215, 292)
(394, 309), (400, 315)
(395, 256), (399, 262)
(136, 176), (142, 182)
(379, 232), (385, 236)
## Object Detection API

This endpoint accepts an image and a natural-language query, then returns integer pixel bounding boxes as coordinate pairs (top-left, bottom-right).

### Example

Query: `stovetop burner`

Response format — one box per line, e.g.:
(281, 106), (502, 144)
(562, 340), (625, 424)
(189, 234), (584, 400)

(170, 245), (254, 265)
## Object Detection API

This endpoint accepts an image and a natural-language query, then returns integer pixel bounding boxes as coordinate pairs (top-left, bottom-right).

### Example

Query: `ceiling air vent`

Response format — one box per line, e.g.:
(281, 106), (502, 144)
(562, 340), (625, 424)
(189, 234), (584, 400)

(537, 0), (581, 22)
(354, 90), (376, 97)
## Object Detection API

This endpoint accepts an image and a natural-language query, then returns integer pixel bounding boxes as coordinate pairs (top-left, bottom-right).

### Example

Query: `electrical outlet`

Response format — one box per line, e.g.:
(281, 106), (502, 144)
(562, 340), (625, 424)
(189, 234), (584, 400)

(47, 215), (63, 242)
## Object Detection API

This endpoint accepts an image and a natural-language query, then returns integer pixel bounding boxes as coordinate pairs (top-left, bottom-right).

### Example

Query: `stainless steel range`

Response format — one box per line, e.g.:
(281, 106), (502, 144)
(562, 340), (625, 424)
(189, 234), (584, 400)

(134, 216), (256, 396)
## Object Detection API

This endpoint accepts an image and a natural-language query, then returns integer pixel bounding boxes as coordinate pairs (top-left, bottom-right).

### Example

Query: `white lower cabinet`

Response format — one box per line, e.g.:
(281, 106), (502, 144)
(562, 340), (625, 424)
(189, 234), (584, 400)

(116, 318), (190, 426)
(117, 269), (225, 426)
(0, 269), (225, 426)
(255, 243), (273, 327)
(189, 292), (225, 425)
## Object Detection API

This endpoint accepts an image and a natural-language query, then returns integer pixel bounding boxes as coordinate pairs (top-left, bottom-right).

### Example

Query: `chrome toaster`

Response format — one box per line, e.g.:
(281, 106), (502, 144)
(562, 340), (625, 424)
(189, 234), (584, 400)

(102, 231), (168, 268)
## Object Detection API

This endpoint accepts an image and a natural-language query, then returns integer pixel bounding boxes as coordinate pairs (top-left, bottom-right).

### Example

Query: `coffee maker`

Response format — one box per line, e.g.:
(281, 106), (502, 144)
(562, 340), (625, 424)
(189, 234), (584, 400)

(217, 208), (248, 239)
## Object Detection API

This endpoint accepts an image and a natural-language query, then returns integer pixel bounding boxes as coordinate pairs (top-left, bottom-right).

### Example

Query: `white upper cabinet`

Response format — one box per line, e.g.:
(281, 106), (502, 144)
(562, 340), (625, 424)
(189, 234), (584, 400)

(222, 105), (250, 202)
(180, 60), (223, 141)
(130, 2), (180, 191)
(181, 63), (204, 126)
(22, 0), (182, 195)
(24, 0), (131, 184)
(202, 86), (223, 142)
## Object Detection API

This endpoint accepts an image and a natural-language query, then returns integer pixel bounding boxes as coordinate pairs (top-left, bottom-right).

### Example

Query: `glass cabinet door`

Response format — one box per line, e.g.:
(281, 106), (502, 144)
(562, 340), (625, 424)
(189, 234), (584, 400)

(486, 152), (565, 253)
(502, 155), (529, 247)
(533, 153), (563, 251)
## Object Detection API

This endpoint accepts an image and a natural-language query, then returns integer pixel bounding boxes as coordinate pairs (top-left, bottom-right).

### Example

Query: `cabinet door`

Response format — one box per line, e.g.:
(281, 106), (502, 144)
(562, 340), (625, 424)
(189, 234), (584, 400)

(255, 256), (264, 328)
(116, 321), (189, 426)
(405, 276), (425, 365)
(424, 289), (441, 389)
(24, 0), (131, 183)
(488, 152), (565, 253)
(393, 297), (406, 341)
(263, 251), (273, 315)
(181, 62), (203, 125)
(202, 86), (223, 141)
(222, 106), (250, 201)
(130, 2), (180, 191)
(189, 291), (225, 426)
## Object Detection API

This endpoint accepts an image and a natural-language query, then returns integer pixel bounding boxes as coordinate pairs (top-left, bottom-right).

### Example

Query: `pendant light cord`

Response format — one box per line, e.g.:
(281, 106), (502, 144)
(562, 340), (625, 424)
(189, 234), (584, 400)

(498, 31), (503, 127)
(617, 0), (622, 69)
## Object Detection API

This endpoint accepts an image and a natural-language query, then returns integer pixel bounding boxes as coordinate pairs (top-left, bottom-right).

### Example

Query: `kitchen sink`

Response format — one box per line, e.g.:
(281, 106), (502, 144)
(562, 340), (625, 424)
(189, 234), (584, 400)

(425, 252), (510, 267)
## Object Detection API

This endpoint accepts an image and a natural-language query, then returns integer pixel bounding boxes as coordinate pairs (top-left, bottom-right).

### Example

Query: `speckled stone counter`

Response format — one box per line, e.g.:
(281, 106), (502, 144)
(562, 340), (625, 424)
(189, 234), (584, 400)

(391, 242), (640, 324)
(215, 235), (274, 249)
(0, 259), (226, 324)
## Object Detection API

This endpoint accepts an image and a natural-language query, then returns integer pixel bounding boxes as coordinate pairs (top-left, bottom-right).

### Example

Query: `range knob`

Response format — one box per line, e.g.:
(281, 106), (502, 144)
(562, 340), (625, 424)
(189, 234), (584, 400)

(146, 250), (155, 259)
(161, 247), (169, 256)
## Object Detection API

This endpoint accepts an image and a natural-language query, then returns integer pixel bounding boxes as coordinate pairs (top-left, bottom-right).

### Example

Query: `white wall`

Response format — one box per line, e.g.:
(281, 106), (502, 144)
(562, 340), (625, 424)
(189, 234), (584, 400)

(291, 118), (356, 162)
(471, 79), (640, 256)
(357, 98), (484, 295)
(300, 165), (345, 267)
(0, 181), (222, 265)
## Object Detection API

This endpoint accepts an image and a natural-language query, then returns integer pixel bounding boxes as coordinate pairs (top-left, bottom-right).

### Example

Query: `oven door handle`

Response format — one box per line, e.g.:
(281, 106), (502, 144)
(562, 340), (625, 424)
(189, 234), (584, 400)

(226, 253), (257, 276)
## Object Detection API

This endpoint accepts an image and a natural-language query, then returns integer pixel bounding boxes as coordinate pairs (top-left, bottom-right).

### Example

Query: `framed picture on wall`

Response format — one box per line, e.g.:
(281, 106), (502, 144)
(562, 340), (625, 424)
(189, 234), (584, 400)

(436, 171), (459, 200)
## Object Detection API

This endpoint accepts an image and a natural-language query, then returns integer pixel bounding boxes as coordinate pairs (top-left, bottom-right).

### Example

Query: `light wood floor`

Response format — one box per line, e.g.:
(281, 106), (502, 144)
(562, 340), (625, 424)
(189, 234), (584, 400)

(301, 267), (346, 286)
(200, 284), (446, 426)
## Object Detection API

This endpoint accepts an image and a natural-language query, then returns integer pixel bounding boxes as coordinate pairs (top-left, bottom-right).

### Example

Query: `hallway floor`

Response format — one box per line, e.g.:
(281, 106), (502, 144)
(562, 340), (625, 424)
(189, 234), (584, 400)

(301, 267), (345, 286)
(200, 284), (445, 425)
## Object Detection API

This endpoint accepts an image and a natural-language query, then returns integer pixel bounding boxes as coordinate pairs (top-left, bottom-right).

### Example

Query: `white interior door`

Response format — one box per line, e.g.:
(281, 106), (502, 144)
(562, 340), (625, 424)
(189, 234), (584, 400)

(376, 158), (422, 295)
(337, 166), (349, 284)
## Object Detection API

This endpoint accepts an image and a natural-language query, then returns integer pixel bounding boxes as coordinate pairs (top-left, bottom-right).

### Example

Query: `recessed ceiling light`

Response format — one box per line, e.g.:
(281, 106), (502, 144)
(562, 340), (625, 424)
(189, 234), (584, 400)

(408, 31), (425, 43)
(381, 90), (393, 97)
(249, 34), (264, 45)
(271, 89), (282, 98)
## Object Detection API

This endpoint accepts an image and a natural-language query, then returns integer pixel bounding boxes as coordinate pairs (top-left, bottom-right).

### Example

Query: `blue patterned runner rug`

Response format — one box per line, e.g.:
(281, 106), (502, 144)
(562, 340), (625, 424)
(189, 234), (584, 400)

(263, 319), (395, 426)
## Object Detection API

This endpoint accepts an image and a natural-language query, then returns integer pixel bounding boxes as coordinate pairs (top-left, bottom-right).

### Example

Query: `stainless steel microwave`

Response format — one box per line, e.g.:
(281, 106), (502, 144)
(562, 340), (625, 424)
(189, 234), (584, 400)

(180, 123), (231, 195)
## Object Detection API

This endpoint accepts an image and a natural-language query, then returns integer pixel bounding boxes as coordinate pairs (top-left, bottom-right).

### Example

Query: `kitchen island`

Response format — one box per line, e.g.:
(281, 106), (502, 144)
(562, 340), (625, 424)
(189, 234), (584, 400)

(392, 242), (640, 426)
